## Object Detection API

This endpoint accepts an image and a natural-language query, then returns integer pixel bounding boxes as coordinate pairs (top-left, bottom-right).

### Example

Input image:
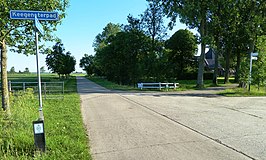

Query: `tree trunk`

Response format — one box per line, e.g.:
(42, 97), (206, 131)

(1, 39), (10, 114)
(213, 42), (220, 86)
(224, 47), (230, 84)
(213, 50), (218, 86)
(235, 51), (241, 83)
(197, 43), (205, 88)
(213, 2), (221, 86)
(197, 20), (206, 88)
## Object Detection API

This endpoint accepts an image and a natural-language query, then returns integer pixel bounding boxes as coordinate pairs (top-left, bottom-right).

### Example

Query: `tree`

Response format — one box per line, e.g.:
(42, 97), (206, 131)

(207, 0), (224, 85)
(165, 29), (197, 79)
(93, 23), (121, 76)
(124, 15), (143, 31)
(209, 1), (266, 84)
(40, 66), (45, 73)
(62, 51), (76, 77)
(205, 0), (236, 84)
(142, 0), (167, 47)
(46, 42), (76, 78)
(94, 31), (146, 84)
(0, 0), (69, 112)
(94, 22), (151, 85)
(93, 23), (121, 52)
(250, 36), (266, 90)
(141, 1), (168, 80)
(24, 67), (30, 74)
(79, 54), (96, 76)
(9, 66), (16, 74)
(158, 0), (212, 88)
(46, 42), (65, 76)
(236, 1), (266, 85)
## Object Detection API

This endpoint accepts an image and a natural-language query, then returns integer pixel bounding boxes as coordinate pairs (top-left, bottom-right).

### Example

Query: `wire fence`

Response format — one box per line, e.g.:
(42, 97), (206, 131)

(8, 81), (64, 99)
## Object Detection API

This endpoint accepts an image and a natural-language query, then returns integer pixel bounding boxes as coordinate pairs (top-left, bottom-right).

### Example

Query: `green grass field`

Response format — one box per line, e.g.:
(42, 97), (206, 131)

(0, 74), (92, 160)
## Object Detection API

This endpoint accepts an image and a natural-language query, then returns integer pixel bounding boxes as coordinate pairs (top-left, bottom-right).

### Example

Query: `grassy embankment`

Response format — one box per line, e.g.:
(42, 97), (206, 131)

(0, 73), (91, 160)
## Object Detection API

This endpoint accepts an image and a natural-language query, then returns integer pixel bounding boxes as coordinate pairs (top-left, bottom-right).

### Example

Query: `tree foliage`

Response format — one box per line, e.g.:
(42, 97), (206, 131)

(0, 0), (69, 111)
(252, 36), (266, 89)
(157, 0), (211, 88)
(95, 30), (151, 85)
(207, 0), (266, 84)
(40, 66), (46, 73)
(91, 18), (198, 85)
(165, 29), (197, 79)
(1, 0), (69, 54)
(93, 23), (121, 52)
(79, 54), (96, 76)
(157, 0), (266, 87)
(9, 66), (16, 74)
(93, 21), (149, 84)
(24, 67), (30, 74)
(46, 42), (76, 78)
(142, 0), (167, 42)
(88, 0), (266, 91)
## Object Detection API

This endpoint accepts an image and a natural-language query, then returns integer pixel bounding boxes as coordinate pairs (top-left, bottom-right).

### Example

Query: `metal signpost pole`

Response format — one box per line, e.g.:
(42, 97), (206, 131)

(34, 16), (46, 152)
(248, 52), (258, 92)
(35, 28), (44, 120)
(10, 10), (58, 152)
(248, 53), (252, 92)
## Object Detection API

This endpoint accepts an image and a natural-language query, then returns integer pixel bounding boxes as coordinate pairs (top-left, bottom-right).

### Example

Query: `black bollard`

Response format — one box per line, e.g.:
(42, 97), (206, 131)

(33, 120), (46, 152)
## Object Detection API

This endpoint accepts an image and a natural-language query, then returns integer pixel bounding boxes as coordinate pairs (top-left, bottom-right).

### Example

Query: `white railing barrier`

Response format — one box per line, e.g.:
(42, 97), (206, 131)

(137, 82), (179, 90)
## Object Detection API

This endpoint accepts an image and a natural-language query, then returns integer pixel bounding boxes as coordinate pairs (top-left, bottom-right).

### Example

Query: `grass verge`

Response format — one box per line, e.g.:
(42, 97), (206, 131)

(0, 75), (91, 160)
(219, 86), (266, 96)
(88, 76), (266, 97)
(88, 76), (236, 91)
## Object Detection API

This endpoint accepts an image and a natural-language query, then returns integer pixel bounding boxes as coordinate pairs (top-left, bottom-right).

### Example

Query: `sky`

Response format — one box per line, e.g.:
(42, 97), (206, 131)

(7, 0), (192, 73)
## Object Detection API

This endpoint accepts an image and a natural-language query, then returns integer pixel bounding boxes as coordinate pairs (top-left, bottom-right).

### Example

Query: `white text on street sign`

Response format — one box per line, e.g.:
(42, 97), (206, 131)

(10, 10), (59, 21)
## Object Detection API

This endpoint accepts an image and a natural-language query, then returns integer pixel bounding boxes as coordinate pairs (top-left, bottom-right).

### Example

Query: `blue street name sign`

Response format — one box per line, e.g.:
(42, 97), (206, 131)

(35, 16), (44, 35)
(251, 52), (259, 57)
(10, 10), (59, 21)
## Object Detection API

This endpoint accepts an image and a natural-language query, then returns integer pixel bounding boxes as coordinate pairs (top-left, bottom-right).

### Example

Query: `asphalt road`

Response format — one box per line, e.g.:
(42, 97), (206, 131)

(77, 77), (266, 160)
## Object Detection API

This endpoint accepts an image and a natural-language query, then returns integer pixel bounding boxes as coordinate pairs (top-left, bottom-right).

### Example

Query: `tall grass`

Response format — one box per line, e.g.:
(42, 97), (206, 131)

(0, 75), (91, 159)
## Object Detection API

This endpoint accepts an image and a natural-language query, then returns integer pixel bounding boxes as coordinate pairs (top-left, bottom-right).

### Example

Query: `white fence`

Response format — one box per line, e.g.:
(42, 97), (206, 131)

(8, 81), (64, 99)
(137, 82), (179, 90)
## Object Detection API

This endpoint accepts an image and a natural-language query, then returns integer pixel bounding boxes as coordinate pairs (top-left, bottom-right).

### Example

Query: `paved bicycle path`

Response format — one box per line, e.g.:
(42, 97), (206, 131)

(77, 76), (250, 160)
